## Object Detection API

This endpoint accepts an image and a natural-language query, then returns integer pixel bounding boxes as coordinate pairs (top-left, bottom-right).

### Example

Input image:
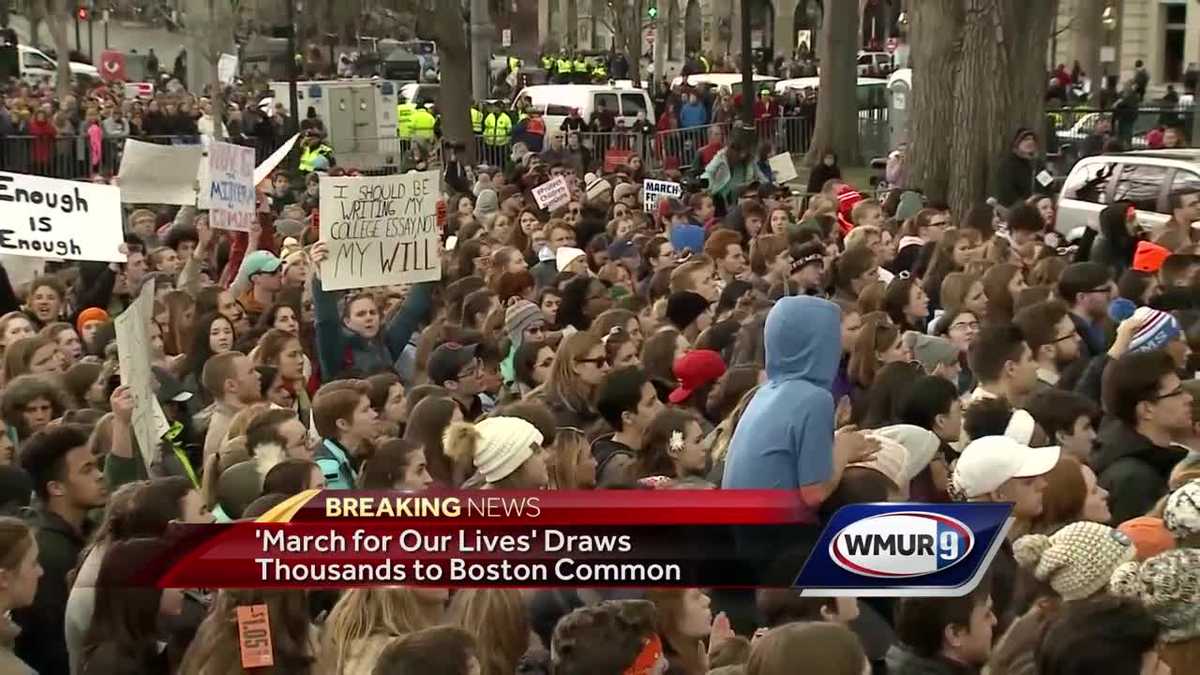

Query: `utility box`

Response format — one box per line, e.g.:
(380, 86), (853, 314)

(270, 79), (399, 169)
(887, 68), (911, 149)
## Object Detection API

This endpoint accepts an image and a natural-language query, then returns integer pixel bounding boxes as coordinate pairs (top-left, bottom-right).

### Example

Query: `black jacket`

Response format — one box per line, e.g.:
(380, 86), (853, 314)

(12, 509), (90, 675)
(995, 151), (1037, 207)
(1093, 418), (1187, 523)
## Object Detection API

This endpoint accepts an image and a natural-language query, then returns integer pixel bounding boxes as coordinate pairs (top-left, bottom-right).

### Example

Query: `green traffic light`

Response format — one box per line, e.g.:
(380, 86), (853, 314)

(648, 6), (657, 17)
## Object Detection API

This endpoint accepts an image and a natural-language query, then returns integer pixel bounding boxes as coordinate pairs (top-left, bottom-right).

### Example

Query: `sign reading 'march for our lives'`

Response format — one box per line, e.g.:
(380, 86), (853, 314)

(0, 171), (125, 263)
(318, 171), (442, 291)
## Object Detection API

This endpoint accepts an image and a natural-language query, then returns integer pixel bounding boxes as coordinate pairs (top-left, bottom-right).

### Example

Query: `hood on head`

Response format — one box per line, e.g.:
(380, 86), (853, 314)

(1100, 201), (1136, 244)
(764, 296), (842, 389)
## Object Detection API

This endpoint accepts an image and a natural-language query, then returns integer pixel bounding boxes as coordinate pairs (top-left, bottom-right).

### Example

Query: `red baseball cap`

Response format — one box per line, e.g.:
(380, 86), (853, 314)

(668, 349), (727, 404)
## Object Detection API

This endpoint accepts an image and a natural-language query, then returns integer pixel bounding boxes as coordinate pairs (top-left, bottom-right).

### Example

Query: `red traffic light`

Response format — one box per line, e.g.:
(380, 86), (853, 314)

(76, 6), (89, 21)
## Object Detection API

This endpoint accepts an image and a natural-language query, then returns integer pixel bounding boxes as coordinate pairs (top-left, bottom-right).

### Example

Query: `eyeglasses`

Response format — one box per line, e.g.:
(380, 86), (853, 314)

(1152, 386), (1187, 401)
(1053, 331), (1078, 343)
(1083, 286), (1111, 295)
(576, 356), (607, 367)
(929, 219), (950, 227)
(949, 321), (980, 331)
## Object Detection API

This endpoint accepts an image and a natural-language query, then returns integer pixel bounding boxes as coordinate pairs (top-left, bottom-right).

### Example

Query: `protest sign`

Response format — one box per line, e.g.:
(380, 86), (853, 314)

(768, 153), (799, 184)
(114, 278), (170, 471)
(117, 139), (204, 204)
(207, 141), (256, 231)
(0, 254), (45, 287)
(319, 171), (441, 291)
(643, 179), (682, 213)
(532, 176), (571, 211)
(254, 134), (300, 186)
(0, 172), (125, 262)
(218, 53), (239, 85)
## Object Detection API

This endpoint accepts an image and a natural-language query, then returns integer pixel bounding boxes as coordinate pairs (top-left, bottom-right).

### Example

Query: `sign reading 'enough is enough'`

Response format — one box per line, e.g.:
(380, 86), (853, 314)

(319, 171), (442, 291)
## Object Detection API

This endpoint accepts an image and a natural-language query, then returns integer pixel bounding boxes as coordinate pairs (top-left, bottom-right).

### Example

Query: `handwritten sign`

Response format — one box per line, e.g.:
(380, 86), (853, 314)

(319, 172), (441, 291)
(218, 53), (239, 85)
(643, 178), (682, 213)
(207, 141), (256, 231)
(768, 152), (798, 184)
(117, 139), (204, 205)
(0, 172), (125, 262)
(532, 176), (571, 211)
(114, 278), (170, 471)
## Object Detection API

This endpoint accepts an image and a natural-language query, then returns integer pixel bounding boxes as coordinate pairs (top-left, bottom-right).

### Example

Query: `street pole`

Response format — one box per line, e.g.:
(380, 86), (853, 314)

(285, 0), (299, 133)
(739, 0), (752, 123)
(87, 12), (93, 63)
(74, 13), (81, 53)
(103, 10), (109, 49)
(470, 0), (494, 102)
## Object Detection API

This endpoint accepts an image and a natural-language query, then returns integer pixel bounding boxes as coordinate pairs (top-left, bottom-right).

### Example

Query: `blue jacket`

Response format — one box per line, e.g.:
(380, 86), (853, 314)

(679, 102), (708, 129)
(314, 438), (356, 490)
(723, 296), (841, 489)
(313, 278), (434, 379)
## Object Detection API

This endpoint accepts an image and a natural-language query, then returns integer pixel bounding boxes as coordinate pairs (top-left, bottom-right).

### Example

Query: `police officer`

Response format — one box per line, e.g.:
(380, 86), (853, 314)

(470, 103), (484, 135)
(573, 53), (589, 84)
(556, 51), (573, 84)
(298, 130), (335, 173)
(540, 51), (554, 72)
(592, 59), (607, 83)
(482, 101), (512, 167)
(410, 104), (437, 143)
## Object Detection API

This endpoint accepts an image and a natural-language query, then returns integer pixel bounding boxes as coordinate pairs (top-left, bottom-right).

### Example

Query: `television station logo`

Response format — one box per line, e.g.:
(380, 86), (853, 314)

(794, 503), (1011, 597)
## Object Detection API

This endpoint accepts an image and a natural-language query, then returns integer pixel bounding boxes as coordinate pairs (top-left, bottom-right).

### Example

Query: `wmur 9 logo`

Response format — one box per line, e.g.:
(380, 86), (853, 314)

(794, 503), (1012, 597)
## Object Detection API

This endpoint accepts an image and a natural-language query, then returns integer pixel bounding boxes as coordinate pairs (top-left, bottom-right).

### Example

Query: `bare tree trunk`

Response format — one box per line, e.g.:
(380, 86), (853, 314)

(432, 4), (474, 163)
(803, 0), (860, 165)
(42, 0), (71, 98)
(1071, 0), (1103, 107)
(910, 0), (1057, 215)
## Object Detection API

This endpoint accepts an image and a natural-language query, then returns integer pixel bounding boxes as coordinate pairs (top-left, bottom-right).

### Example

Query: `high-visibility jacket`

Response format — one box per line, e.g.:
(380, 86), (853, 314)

(592, 64), (607, 81)
(410, 108), (436, 140)
(556, 58), (572, 75)
(483, 112), (512, 146)
(541, 55), (554, 70)
(298, 143), (333, 172)
(698, 55), (710, 73)
(508, 56), (521, 72)
(573, 58), (588, 73)
(396, 102), (416, 138)
(470, 106), (484, 133)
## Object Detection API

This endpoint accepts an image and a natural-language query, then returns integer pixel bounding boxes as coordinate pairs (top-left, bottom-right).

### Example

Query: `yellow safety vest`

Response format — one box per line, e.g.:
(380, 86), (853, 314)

(541, 55), (554, 70)
(410, 108), (436, 140)
(396, 102), (416, 138)
(508, 56), (521, 72)
(556, 58), (572, 75)
(470, 107), (483, 133)
(483, 112), (512, 146)
(699, 55), (710, 73)
(593, 65), (607, 81)
(298, 144), (332, 172)
(573, 58), (588, 73)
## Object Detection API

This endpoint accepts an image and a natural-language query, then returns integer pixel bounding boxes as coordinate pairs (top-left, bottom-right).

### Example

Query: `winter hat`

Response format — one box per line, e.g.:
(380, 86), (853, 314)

(870, 424), (940, 485)
(1013, 522), (1136, 601)
(1164, 478), (1200, 539)
(473, 173), (494, 196)
(1117, 516), (1177, 561)
(669, 223), (705, 256)
(949, 436), (1060, 500)
(894, 191), (925, 224)
(904, 332), (958, 373)
(1128, 306), (1182, 353)
(613, 182), (640, 203)
(1110, 548), (1200, 643)
(666, 291), (711, 331)
(556, 246), (586, 272)
(76, 307), (110, 335)
(850, 435), (910, 490)
(474, 189), (500, 220)
(669, 349), (726, 404)
(443, 417), (544, 484)
(504, 300), (544, 345)
(835, 184), (863, 234)
(585, 174), (612, 202)
(1133, 240), (1171, 273)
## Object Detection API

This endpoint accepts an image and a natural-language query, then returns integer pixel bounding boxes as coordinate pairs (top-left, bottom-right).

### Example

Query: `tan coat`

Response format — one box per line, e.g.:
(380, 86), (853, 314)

(0, 615), (37, 675)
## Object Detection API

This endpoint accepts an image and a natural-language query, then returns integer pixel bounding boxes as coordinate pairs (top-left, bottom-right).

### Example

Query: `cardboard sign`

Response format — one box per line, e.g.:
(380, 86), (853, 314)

(236, 604), (274, 669)
(253, 133), (299, 186)
(0, 172), (125, 262)
(207, 141), (256, 231)
(117, 140), (204, 205)
(319, 172), (442, 291)
(642, 178), (682, 213)
(218, 53), (238, 85)
(114, 278), (171, 471)
(532, 176), (571, 211)
(768, 152), (799, 184)
(124, 81), (154, 99)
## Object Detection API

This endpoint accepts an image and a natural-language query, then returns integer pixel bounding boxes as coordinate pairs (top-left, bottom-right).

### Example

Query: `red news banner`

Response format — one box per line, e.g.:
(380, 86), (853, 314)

(142, 491), (816, 589)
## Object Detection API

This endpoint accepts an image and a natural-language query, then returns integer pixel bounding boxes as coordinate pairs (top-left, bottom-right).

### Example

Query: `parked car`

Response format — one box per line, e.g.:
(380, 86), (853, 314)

(1055, 150), (1200, 237)
(857, 51), (894, 77)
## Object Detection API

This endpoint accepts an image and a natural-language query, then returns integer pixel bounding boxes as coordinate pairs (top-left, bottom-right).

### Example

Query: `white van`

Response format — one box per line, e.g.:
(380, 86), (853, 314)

(1056, 150), (1200, 237)
(671, 73), (779, 98)
(18, 45), (99, 85)
(513, 84), (654, 137)
(774, 76), (888, 110)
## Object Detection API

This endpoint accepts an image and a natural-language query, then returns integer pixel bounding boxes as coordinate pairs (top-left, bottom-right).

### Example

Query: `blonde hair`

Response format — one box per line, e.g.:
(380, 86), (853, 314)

(549, 426), (591, 489)
(542, 331), (603, 415)
(448, 589), (529, 675)
(319, 588), (441, 673)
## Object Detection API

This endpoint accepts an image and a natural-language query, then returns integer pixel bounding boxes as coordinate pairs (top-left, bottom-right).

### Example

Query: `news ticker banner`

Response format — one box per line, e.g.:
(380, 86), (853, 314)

(127, 492), (1011, 596)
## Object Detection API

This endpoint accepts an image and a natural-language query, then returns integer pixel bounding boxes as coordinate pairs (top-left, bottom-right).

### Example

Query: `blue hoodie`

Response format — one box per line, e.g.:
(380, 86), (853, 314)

(722, 296), (841, 489)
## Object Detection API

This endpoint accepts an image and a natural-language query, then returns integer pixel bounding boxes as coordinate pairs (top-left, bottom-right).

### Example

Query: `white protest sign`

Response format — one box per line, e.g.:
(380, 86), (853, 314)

(532, 176), (571, 211)
(0, 254), (45, 287)
(643, 178), (682, 213)
(218, 53), (238, 84)
(114, 278), (170, 472)
(319, 171), (442, 291)
(0, 172), (125, 262)
(207, 141), (256, 231)
(768, 152), (798, 184)
(117, 139), (204, 205)
(254, 133), (300, 186)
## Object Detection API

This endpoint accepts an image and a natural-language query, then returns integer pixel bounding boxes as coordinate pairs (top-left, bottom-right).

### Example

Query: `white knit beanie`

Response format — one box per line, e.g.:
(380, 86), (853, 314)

(1013, 521), (1135, 601)
(444, 417), (543, 484)
(1164, 478), (1200, 539)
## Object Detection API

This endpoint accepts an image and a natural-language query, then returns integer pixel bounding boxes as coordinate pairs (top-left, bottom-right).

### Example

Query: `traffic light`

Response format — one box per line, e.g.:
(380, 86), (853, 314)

(647, 3), (657, 18)
(76, 6), (89, 21)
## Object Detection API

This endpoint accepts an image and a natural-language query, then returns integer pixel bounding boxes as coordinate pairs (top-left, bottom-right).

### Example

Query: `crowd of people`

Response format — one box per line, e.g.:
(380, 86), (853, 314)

(0, 62), (1197, 675)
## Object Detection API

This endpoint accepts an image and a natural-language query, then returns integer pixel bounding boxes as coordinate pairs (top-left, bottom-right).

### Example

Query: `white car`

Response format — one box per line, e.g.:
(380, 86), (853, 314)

(857, 52), (894, 76)
(1056, 150), (1200, 236)
(18, 45), (98, 85)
